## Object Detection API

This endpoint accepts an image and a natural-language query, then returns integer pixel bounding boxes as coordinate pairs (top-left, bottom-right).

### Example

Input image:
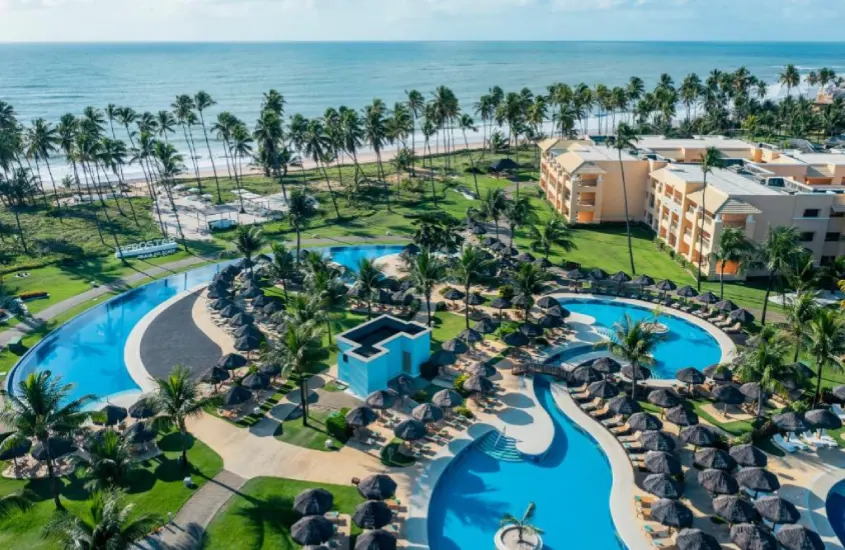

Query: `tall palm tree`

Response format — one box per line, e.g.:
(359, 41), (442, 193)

(0, 372), (94, 509)
(26, 118), (62, 213)
(505, 195), (536, 246)
(287, 188), (317, 261)
(74, 429), (135, 491)
(141, 364), (214, 470)
(450, 245), (494, 329)
(501, 502), (543, 545)
(404, 249), (445, 327)
(734, 324), (792, 417)
(355, 258), (384, 320)
(609, 122), (638, 274)
(697, 147), (724, 290)
(194, 91), (222, 202)
(458, 113), (481, 197)
(271, 320), (325, 426)
(230, 123), (253, 213)
(171, 94), (202, 192)
(212, 111), (236, 181)
(302, 118), (341, 219)
(44, 489), (158, 550)
(512, 262), (550, 319)
(780, 64), (801, 98)
(267, 241), (297, 300)
(711, 227), (752, 299)
(759, 226), (802, 325)
(340, 107), (365, 189)
(596, 314), (666, 398)
(364, 100), (390, 210)
(406, 89), (425, 175)
(155, 110), (176, 144)
(805, 308), (845, 407)
(784, 290), (818, 363)
(254, 108), (289, 203)
(480, 188), (508, 239)
(233, 225), (264, 274)
(153, 141), (189, 252)
(0, 167), (36, 254)
(529, 216), (574, 262)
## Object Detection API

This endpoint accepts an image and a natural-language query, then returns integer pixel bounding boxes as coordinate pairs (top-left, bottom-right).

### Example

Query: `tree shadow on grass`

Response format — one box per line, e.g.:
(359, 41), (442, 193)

(230, 494), (296, 548)
(123, 467), (157, 495)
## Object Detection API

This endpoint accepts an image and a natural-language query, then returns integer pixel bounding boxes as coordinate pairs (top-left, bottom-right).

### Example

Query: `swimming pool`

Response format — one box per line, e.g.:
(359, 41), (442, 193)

(560, 297), (724, 379)
(826, 480), (845, 545)
(428, 376), (622, 550)
(6, 245), (404, 404)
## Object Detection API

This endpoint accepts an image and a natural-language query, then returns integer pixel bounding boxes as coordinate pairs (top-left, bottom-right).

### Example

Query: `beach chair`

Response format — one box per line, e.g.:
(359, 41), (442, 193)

(618, 432), (640, 443)
(602, 416), (625, 428)
(644, 525), (671, 539)
(590, 406), (611, 418)
(773, 434), (799, 453)
(833, 404), (845, 421)
(802, 431), (837, 448)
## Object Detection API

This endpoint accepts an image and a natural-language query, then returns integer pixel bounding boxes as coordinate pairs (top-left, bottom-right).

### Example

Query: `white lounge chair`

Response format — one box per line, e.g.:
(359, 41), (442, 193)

(801, 430), (837, 448)
(832, 404), (845, 421)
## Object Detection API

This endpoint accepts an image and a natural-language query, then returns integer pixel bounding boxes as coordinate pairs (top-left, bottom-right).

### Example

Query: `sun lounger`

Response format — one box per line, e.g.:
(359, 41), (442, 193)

(602, 416), (624, 428)
(644, 525), (671, 539)
(590, 406), (611, 418)
(801, 431), (837, 448)
(724, 322), (742, 334)
(581, 400), (601, 412)
(635, 495), (655, 507)
(833, 404), (845, 421)
(624, 444), (645, 453)
(773, 434), (800, 453)
(618, 433), (640, 443)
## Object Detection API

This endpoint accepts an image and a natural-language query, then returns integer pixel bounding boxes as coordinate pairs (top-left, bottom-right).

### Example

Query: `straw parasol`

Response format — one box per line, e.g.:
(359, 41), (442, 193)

(502, 331), (529, 348)
(466, 363), (496, 378)
(627, 412), (663, 432)
(443, 288), (465, 301)
(94, 404), (128, 426)
(776, 525), (824, 550)
(366, 390), (396, 410)
(713, 299), (736, 312)
(412, 403), (444, 424)
(546, 305), (568, 318)
(703, 364), (733, 382)
(388, 374), (414, 397)
(357, 474), (397, 500)
(474, 318), (498, 334)
(713, 495), (756, 523)
(353, 500), (394, 530)
(676, 367), (706, 392)
(519, 322), (543, 338)
(696, 291), (718, 304)
(203, 366), (231, 386)
(346, 407), (378, 428)
(490, 297), (512, 312)
(833, 384), (845, 402)
(537, 296), (558, 309)
(463, 375), (493, 394)
(223, 386), (252, 406)
(713, 384), (745, 412)
(233, 324), (262, 339)
(31, 437), (76, 461)
(0, 438), (31, 464)
(592, 357), (622, 375)
(730, 308), (754, 324)
(644, 451), (682, 475)
(129, 399), (156, 419)
(650, 498), (693, 529)
(648, 389), (682, 410)
(607, 395), (642, 415)
(666, 405), (699, 427)
(515, 252), (536, 263)
(233, 334), (262, 352)
(676, 285), (698, 299)
(218, 353), (248, 369)
(393, 419), (427, 442)
(538, 314), (563, 329)
(241, 373), (270, 390)
(534, 257), (552, 269)
(676, 529), (720, 550)
(730, 523), (777, 550)
(294, 488), (334, 516)
(263, 301), (284, 315)
(736, 467), (780, 494)
(740, 382), (764, 400)
(632, 274), (655, 289)
(588, 380), (620, 399)
(698, 469), (739, 495)
(643, 473), (684, 499)
(565, 268), (585, 281)
(729, 444), (768, 468)
(655, 279), (677, 297)
(459, 328), (483, 344)
(219, 304), (241, 318)
(806, 408), (842, 430)
(501, 245), (519, 257)
(259, 362), (282, 378)
(209, 298), (232, 310)
(124, 422), (158, 444)
(481, 236), (499, 247)
(466, 292), (486, 306)
(432, 389), (463, 409)
(571, 365), (602, 385)
(694, 447), (736, 471)
(754, 496), (799, 526)
(640, 431), (676, 452)
(430, 350), (457, 367)
(621, 364), (652, 382)
(772, 412), (809, 433)
(588, 268), (608, 281)
(680, 424), (720, 449)
(291, 516), (334, 546)
(354, 530), (397, 550)
(441, 338), (468, 354)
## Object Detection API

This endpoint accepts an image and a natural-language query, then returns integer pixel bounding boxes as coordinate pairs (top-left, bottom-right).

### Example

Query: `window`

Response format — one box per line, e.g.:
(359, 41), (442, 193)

(799, 231), (815, 243)
(826, 232), (841, 242)
(803, 208), (820, 218)
(832, 209), (845, 218)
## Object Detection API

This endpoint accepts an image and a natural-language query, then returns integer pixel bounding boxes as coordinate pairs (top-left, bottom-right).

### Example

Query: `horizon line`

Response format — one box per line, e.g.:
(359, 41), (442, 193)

(2, 39), (845, 45)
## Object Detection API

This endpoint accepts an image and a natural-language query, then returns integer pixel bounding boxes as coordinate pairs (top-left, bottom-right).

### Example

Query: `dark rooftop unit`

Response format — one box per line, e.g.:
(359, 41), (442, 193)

(343, 316), (426, 358)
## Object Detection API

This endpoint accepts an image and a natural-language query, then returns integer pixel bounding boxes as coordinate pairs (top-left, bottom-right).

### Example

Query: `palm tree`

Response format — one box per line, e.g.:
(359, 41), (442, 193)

(287, 188), (317, 261)
(529, 216), (574, 262)
(303, 118), (340, 219)
(0, 372), (94, 509)
(0, 167), (36, 254)
(780, 64), (801, 98)
(596, 314), (666, 398)
(153, 141), (190, 252)
(355, 258), (384, 320)
(784, 290), (818, 363)
(340, 107), (365, 188)
(44, 489), (158, 550)
(609, 122), (638, 274)
(805, 308), (845, 407)
(194, 91), (222, 202)
(406, 89), (425, 175)
(480, 188), (508, 238)
(505, 195), (535, 246)
(450, 245), (494, 329)
(155, 110), (176, 144)
(141, 364), (214, 470)
(734, 324), (792, 417)
(230, 124), (253, 214)
(512, 262), (550, 319)
(500, 502), (543, 544)
(697, 147), (724, 290)
(267, 241), (297, 300)
(254, 108), (288, 203)
(271, 320), (324, 426)
(171, 94), (202, 192)
(759, 226), (802, 325)
(712, 227), (752, 299)
(26, 118), (62, 213)
(233, 225), (264, 274)
(74, 429), (135, 491)
(364, 100), (390, 210)
(458, 113), (481, 197)
(404, 249), (445, 327)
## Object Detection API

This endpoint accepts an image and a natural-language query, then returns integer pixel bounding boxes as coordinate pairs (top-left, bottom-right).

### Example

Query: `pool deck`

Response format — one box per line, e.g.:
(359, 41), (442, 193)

(805, 454), (845, 549)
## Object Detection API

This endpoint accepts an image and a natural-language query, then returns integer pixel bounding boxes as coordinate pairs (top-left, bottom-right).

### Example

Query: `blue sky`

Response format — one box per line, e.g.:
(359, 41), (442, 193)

(1, 0), (843, 42)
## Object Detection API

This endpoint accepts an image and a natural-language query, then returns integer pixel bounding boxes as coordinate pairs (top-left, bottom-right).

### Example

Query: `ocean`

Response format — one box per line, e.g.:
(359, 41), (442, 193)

(3, 41), (845, 181)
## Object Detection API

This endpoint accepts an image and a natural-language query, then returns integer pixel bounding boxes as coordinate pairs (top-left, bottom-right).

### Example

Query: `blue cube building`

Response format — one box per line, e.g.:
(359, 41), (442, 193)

(336, 315), (432, 398)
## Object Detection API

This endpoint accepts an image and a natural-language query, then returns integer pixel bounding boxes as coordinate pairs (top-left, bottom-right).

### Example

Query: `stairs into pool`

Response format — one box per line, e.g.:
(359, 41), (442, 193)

(477, 430), (523, 462)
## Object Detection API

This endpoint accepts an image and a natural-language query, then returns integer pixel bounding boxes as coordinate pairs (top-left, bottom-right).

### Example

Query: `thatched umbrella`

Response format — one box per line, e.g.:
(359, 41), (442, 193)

(432, 389), (463, 409)
(515, 252), (536, 263)
(0, 438), (31, 466)
(412, 403), (444, 424)
(459, 328), (483, 344)
(209, 298), (232, 310)
(443, 288), (465, 301)
(621, 364), (652, 382)
(736, 467), (780, 495)
(388, 374), (414, 397)
(643, 473), (684, 499)
(832, 384), (845, 402)
(251, 294), (272, 308)
(241, 373), (270, 390)
(259, 362), (282, 379)
(588, 268), (608, 282)
(644, 451), (682, 475)
(538, 314), (563, 329)
(240, 285), (263, 299)
(394, 419), (427, 442)
(740, 382), (764, 401)
(463, 375), (493, 395)
(481, 236), (499, 247)
(490, 297), (512, 317)
(648, 389), (682, 410)
(263, 301), (284, 316)
(632, 274), (655, 291)
(441, 338), (468, 354)
(534, 257), (552, 269)
(666, 405), (699, 427)
(713, 299), (736, 312)
(519, 322), (543, 338)
(474, 318), (498, 334)
(203, 366), (231, 388)
(676, 529), (720, 550)
(713, 384), (745, 414)
(223, 386), (252, 406)
(502, 331), (529, 348)
(655, 279), (677, 298)
(366, 390), (396, 411)
(730, 308), (754, 324)
(651, 498), (693, 529)
(346, 407), (378, 428)
(730, 523), (777, 550)
(31, 437), (75, 461)
(565, 268), (585, 281)
(694, 447), (736, 471)
(94, 404), (128, 426)
(501, 245), (519, 257)
(537, 296), (558, 309)
(353, 500), (394, 530)
(610, 271), (632, 294)
(713, 495), (756, 524)
(628, 412), (662, 432)
(466, 292), (486, 306)
(729, 444), (768, 468)
(680, 424), (720, 449)
(233, 334), (262, 352)
(354, 529), (397, 550)
(219, 304), (240, 318)
(218, 353), (248, 369)
(294, 488), (334, 516)
(607, 395), (641, 416)
(233, 324), (262, 339)
(703, 364), (733, 382)
(588, 380), (620, 399)
(698, 469), (739, 495)
(755, 496), (799, 526)
(466, 363), (496, 378)
(592, 357), (622, 375)
(571, 365), (602, 385)
(640, 431), (676, 452)
(776, 525), (824, 550)
(676, 285), (698, 299)
(696, 291), (718, 305)
(128, 399), (156, 419)
(125, 421), (158, 444)
(806, 408), (842, 430)
(545, 305), (568, 318)
(773, 412), (809, 434)
(357, 474), (397, 500)
(430, 350), (457, 367)
(676, 367), (705, 394)
(291, 516), (334, 546)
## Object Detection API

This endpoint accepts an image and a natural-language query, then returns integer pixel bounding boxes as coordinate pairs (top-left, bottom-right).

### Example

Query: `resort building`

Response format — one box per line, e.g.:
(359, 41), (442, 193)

(539, 135), (845, 279)
(336, 315), (431, 398)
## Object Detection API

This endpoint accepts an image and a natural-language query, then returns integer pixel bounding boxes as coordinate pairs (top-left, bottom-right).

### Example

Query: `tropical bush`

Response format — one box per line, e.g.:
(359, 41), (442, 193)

(454, 374), (471, 397)
(326, 408), (350, 440)
(455, 405), (474, 419)
(498, 284), (515, 300)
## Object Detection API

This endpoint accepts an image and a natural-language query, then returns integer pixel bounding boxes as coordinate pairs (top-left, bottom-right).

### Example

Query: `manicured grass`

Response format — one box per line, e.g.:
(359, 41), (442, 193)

(431, 311), (468, 349)
(0, 431), (224, 550)
(274, 408), (349, 452)
(204, 476), (365, 550)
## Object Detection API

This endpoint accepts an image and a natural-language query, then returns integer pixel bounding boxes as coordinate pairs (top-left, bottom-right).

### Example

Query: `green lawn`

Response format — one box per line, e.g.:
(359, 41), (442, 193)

(0, 432), (223, 550)
(431, 311), (468, 348)
(204, 476), (365, 550)
(274, 408), (349, 452)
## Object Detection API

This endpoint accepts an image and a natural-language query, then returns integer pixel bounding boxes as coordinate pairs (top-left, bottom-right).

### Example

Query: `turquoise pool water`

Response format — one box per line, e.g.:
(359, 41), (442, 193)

(560, 298), (723, 379)
(6, 245), (404, 403)
(428, 376), (622, 550)
(826, 480), (845, 545)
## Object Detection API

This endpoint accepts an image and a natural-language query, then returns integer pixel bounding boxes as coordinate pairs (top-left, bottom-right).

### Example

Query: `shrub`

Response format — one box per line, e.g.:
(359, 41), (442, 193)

(438, 286), (453, 296)
(18, 291), (49, 301)
(434, 301), (447, 312)
(495, 320), (519, 338)
(326, 409), (350, 441)
(420, 360), (439, 380)
(668, 249), (675, 259)
(412, 389), (429, 403)
(498, 284), (515, 300)
(455, 405), (474, 419)
(454, 374), (471, 397)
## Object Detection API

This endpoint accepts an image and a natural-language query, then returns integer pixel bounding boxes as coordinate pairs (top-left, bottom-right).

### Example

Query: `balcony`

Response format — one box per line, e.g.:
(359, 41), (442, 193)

(577, 178), (599, 188)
